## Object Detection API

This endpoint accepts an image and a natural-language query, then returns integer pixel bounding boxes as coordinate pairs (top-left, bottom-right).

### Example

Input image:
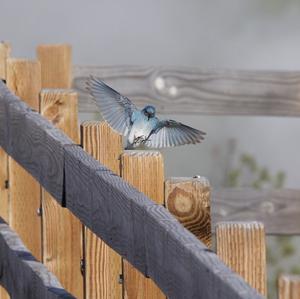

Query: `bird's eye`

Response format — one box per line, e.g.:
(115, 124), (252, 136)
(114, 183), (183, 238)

(144, 111), (148, 116)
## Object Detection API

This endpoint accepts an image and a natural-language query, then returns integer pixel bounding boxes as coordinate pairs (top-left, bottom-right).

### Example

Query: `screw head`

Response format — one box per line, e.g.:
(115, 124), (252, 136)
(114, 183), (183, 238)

(36, 207), (42, 216)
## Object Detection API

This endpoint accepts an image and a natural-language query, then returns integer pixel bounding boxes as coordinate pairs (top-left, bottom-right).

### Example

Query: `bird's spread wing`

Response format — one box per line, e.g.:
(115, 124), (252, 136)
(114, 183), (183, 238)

(145, 119), (206, 148)
(87, 77), (138, 136)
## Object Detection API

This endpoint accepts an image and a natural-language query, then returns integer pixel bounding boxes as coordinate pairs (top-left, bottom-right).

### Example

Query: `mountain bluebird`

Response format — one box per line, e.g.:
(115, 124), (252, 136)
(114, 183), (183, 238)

(87, 77), (206, 149)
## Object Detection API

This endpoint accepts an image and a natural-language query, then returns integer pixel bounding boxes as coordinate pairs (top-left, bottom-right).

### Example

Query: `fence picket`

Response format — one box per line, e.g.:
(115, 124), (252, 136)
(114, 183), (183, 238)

(0, 42), (10, 81)
(37, 44), (72, 89)
(121, 151), (165, 299)
(279, 275), (300, 299)
(6, 58), (42, 261)
(0, 41), (10, 224)
(40, 89), (83, 298)
(216, 221), (267, 296)
(165, 177), (211, 248)
(0, 42), (11, 299)
(81, 121), (123, 299)
(0, 149), (8, 223)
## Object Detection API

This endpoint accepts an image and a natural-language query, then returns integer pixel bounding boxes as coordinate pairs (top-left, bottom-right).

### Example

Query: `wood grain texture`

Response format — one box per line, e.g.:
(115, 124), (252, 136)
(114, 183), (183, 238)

(216, 221), (267, 296)
(6, 59), (41, 110)
(81, 121), (122, 299)
(0, 148), (9, 223)
(3, 92), (72, 205)
(6, 59), (42, 260)
(165, 177), (211, 247)
(37, 44), (72, 89)
(212, 188), (300, 235)
(0, 81), (264, 299)
(0, 42), (11, 80)
(73, 65), (300, 116)
(0, 159), (8, 299)
(279, 275), (300, 299)
(0, 217), (75, 299)
(40, 89), (79, 141)
(0, 55), (9, 268)
(0, 287), (10, 299)
(121, 151), (165, 299)
(64, 145), (149, 275)
(0, 42), (10, 231)
(40, 89), (83, 298)
(81, 121), (122, 174)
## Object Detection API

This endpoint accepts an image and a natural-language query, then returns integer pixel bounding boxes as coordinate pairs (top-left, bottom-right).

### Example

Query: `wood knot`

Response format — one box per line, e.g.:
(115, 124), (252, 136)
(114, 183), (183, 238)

(168, 187), (195, 217)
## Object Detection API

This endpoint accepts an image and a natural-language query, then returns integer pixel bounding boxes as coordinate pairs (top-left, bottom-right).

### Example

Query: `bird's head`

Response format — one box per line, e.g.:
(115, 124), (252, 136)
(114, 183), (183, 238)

(143, 105), (156, 120)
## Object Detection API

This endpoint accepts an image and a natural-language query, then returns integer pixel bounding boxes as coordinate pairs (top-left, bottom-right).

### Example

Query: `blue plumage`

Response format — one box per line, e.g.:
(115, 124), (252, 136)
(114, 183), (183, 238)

(87, 77), (206, 149)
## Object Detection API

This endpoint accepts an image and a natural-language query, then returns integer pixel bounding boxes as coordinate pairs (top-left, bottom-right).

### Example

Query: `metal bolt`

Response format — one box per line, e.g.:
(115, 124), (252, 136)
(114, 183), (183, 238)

(80, 259), (85, 275)
(36, 207), (42, 216)
(118, 274), (123, 284)
(193, 175), (201, 178)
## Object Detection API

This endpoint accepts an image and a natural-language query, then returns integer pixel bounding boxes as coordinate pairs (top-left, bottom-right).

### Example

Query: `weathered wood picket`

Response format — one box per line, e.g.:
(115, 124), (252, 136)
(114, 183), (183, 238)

(0, 41), (10, 299)
(216, 222), (267, 296)
(40, 89), (83, 298)
(6, 58), (42, 261)
(81, 121), (123, 299)
(278, 275), (300, 299)
(0, 41), (298, 299)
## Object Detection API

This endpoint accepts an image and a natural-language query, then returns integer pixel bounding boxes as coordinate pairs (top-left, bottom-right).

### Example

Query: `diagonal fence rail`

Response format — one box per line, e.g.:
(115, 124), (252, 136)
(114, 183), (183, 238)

(0, 80), (263, 299)
(0, 217), (75, 299)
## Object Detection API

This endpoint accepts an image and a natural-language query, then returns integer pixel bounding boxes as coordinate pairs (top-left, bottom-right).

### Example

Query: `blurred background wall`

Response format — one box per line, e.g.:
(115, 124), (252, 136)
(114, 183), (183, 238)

(2, 0), (300, 69)
(1, 1), (300, 297)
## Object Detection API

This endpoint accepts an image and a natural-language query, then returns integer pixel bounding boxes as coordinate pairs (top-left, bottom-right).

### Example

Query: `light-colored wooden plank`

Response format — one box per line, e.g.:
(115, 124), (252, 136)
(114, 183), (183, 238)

(216, 221), (267, 296)
(81, 121), (123, 299)
(37, 44), (72, 89)
(212, 188), (300, 235)
(0, 48), (10, 296)
(0, 287), (10, 299)
(121, 151), (165, 299)
(165, 177), (211, 247)
(0, 42), (10, 228)
(0, 48), (11, 299)
(6, 59), (42, 260)
(0, 42), (11, 81)
(73, 65), (300, 116)
(0, 149), (9, 223)
(279, 275), (300, 299)
(40, 89), (79, 141)
(7, 59), (41, 110)
(40, 89), (83, 298)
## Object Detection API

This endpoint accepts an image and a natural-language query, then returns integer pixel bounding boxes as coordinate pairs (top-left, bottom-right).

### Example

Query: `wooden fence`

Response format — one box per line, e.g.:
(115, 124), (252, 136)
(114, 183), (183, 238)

(0, 42), (298, 299)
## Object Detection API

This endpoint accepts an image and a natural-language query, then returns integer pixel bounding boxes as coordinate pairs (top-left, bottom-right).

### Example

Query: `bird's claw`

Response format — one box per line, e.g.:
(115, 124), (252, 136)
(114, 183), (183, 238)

(133, 136), (147, 145)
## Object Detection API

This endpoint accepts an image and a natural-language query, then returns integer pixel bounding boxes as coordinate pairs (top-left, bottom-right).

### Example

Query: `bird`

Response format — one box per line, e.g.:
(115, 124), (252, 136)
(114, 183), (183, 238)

(87, 77), (206, 149)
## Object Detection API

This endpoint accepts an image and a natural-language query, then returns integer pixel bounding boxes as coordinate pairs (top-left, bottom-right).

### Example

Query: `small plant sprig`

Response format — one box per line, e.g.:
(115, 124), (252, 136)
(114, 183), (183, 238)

(226, 153), (285, 190)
